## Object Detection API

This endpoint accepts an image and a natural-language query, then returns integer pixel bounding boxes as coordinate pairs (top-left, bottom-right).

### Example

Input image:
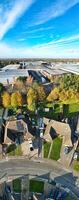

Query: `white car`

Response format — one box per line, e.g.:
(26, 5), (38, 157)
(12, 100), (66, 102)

(75, 178), (79, 187)
(64, 146), (69, 154)
(29, 139), (34, 151)
(73, 152), (78, 160)
(40, 129), (43, 138)
(65, 188), (70, 193)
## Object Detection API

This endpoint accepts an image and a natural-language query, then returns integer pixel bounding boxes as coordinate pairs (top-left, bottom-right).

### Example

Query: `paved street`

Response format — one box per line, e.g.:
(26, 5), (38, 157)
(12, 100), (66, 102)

(0, 158), (79, 198)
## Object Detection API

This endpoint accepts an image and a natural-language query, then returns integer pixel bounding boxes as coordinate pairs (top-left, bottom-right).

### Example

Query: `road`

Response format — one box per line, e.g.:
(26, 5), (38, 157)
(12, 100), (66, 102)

(0, 158), (79, 198)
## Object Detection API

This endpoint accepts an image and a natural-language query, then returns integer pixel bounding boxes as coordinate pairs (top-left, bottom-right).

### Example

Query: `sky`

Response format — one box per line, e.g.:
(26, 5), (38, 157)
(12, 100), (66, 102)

(0, 0), (79, 58)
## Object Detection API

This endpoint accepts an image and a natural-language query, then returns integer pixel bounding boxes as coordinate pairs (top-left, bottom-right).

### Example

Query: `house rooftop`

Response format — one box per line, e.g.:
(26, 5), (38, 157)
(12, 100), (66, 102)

(4, 119), (28, 144)
(4, 119), (33, 144)
(44, 120), (72, 146)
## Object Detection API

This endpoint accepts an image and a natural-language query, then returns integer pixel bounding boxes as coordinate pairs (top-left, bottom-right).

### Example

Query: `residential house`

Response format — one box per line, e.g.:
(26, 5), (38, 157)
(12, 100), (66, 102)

(44, 119), (72, 146)
(4, 119), (29, 145)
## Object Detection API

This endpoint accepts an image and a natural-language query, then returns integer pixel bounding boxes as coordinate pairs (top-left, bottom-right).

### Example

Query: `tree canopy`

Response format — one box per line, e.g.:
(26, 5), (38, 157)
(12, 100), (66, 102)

(11, 92), (22, 108)
(47, 74), (79, 104)
(2, 92), (11, 108)
(27, 87), (37, 111)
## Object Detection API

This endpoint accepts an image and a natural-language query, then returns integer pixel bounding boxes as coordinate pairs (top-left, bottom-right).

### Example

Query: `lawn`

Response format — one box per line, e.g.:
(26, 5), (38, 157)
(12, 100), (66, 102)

(29, 179), (44, 193)
(15, 145), (23, 156)
(69, 103), (79, 113)
(54, 103), (63, 113)
(7, 144), (23, 156)
(66, 196), (73, 200)
(63, 103), (79, 117)
(7, 144), (16, 156)
(50, 137), (62, 160)
(43, 141), (51, 158)
(13, 178), (21, 193)
(74, 161), (79, 172)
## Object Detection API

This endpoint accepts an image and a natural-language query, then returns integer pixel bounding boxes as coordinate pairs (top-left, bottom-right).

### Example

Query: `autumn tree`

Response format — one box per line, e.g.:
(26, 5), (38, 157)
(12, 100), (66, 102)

(47, 74), (79, 104)
(26, 75), (33, 85)
(59, 74), (79, 92)
(37, 85), (46, 102)
(33, 82), (46, 102)
(2, 92), (11, 108)
(27, 88), (37, 111)
(15, 79), (26, 94)
(47, 87), (60, 102)
(16, 92), (23, 106)
(11, 92), (22, 108)
(59, 89), (79, 104)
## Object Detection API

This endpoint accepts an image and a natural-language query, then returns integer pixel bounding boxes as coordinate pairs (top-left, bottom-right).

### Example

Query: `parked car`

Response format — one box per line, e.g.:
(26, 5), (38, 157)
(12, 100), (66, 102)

(32, 118), (36, 126)
(65, 188), (70, 193)
(73, 152), (78, 160)
(16, 138), (20, 146)
(40, 129), (43, 138)
(74, 131), (79, 138)
(29, 139), (34, 151)
(64, 146), (69, 154)
(75, 178), (79, 188)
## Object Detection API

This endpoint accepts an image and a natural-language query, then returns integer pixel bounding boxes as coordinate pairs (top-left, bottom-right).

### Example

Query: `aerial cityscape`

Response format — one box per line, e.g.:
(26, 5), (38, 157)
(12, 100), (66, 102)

(0, 0), (79, 200)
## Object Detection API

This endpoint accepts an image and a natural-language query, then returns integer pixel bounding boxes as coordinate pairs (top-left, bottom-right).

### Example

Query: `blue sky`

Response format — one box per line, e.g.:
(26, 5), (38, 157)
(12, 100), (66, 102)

(0, 0), (79, 58)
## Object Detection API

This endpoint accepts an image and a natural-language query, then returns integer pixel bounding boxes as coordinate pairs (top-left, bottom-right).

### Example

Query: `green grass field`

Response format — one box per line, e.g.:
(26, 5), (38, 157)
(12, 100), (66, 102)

(66, 196), (73, 200)
(43, 141), (51, 158)
(50, 137), (62, 160)
(13, 178), (21, 192)
(29, 179), (44, 193)
(74, 161), (79, 172)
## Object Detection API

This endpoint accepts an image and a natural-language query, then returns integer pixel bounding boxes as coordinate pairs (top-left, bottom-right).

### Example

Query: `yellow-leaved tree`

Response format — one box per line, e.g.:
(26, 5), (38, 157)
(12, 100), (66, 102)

(11, 92), (22, 108)
(2, 92), (11, 108)
(47, 87), (60, 102)
(27, 88), (37, 111)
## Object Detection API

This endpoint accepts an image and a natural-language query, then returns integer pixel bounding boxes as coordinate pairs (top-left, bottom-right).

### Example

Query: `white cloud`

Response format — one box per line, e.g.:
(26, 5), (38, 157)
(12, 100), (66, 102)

(18, 38), (26, 42)
(17, 34), (44, 42)
(32, 0), (79, 25)
(0, 42), (79, 59)
(26, 26), (53, 33)
(52, 34), (79, 44)
(0, 0), (35, 40)
(34, 33), (79, 48)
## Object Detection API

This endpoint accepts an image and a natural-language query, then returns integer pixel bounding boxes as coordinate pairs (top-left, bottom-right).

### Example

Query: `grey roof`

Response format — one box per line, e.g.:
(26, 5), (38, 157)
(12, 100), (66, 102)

(58, 63), (79, 75)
